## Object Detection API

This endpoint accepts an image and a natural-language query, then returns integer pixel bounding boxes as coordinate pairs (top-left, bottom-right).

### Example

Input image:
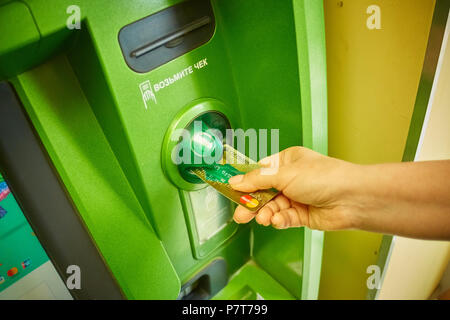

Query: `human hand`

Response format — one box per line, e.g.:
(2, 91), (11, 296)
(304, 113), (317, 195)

(229, 147), (362, 231)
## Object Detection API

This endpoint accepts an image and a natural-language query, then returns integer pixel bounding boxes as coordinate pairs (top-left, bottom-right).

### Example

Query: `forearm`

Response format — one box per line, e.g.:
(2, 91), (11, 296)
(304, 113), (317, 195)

(347, 160), (450, 240)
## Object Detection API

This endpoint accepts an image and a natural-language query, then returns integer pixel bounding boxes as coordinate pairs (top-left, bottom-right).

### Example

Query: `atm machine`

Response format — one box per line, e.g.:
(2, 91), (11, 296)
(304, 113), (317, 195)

(0, 0), (327, 299)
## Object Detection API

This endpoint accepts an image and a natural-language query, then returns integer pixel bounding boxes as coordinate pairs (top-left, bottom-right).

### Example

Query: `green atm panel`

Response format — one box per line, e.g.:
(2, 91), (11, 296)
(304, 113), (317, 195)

(0, 0), (327, 300)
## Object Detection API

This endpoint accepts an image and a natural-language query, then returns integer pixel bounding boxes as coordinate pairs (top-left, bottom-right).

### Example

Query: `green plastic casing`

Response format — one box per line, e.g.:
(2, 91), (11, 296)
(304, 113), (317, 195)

(0, 0), (327, 299)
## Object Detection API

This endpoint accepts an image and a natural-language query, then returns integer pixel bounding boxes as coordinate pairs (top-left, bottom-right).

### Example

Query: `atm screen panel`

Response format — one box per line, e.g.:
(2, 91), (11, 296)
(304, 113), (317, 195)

(0, 173), (72, 300)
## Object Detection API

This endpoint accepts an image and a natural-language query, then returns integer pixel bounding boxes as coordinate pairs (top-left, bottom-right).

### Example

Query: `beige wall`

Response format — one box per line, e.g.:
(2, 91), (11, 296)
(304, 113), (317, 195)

(320, 0), (436, 299)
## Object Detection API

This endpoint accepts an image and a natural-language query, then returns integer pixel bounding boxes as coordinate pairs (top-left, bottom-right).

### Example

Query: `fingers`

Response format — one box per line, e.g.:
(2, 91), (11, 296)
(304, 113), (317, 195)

(233, 205), (256, 224)
(233, 195), (289, 225)
(229, 168), (282, 192)
(271, 203), (309, 229)
(255, 206), (272, 226)
(255, 195), (291, 226)
(233, 194), (307, 230)
(272, 209), (300, 229)
(229, 147), (318, 193)
(258, 146), (313, 168)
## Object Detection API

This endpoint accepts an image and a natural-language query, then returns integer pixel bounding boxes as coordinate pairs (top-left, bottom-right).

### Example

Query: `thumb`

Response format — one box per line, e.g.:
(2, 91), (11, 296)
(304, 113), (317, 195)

(228, 168), (282, 192)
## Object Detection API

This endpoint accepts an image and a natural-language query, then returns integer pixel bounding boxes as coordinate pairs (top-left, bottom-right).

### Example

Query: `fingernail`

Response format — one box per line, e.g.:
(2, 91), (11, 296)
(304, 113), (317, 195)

(229, 175), (244, 185)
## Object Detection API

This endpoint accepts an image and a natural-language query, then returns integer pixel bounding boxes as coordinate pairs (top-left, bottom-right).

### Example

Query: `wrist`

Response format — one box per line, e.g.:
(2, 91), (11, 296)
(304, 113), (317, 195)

(336, 162), (376, 230)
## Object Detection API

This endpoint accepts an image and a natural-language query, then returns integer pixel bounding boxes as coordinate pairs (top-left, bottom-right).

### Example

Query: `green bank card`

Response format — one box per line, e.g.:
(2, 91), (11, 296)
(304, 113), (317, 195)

(190, 144), (279, 212)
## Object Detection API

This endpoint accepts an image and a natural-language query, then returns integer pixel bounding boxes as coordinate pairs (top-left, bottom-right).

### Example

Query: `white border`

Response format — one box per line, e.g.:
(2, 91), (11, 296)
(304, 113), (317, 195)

(414, 10), (450, 161)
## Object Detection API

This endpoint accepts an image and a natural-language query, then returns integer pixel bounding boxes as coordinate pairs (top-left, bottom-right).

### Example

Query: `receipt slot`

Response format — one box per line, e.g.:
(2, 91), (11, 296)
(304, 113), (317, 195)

(0, 0), (327, 299)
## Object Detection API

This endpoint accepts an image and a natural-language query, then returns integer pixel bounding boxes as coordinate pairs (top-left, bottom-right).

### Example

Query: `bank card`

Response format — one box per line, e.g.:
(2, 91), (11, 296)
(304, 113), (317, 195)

(189, 144), (279, 212)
